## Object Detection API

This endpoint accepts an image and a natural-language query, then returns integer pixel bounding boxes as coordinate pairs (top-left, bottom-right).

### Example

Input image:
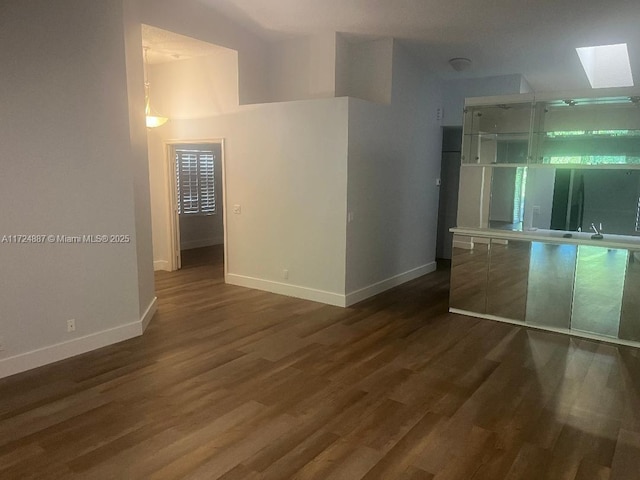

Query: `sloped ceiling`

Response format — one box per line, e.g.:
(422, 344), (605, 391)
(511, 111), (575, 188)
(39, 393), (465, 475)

(194, 0), (640, 91)
(141, 24), (234, 64)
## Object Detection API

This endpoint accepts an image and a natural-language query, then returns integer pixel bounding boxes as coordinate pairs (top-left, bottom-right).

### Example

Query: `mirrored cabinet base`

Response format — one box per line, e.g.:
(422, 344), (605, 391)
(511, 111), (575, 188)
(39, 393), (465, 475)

(450, 232), (640, 348)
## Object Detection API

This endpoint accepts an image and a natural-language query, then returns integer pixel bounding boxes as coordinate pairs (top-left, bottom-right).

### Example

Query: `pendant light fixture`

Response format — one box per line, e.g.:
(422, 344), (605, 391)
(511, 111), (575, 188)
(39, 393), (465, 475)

(143, 47), (168, 128)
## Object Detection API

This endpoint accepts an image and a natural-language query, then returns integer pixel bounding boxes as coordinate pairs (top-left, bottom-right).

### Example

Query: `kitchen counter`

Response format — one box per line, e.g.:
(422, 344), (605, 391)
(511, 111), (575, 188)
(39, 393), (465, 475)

(451, 227), (640, 251)
(449, 227), (640, 348)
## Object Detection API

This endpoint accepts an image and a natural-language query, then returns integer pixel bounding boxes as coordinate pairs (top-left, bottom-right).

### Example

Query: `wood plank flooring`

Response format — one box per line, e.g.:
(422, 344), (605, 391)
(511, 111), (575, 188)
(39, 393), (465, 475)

(1, 246), (640, 479)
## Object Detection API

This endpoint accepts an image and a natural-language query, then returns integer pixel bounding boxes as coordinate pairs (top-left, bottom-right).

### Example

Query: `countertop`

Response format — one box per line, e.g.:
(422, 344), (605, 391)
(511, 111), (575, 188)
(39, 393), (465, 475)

(450, 227), (640, 250)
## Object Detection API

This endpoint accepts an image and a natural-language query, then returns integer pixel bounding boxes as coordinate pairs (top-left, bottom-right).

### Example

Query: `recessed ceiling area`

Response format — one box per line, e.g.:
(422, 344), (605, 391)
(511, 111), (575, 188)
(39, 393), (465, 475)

(194, 0), (640, 92)
(141, 24), (234, 64)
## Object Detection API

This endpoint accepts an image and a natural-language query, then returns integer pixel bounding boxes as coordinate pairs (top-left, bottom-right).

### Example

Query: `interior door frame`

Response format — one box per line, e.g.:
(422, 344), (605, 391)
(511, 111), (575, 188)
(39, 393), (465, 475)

(164, 138), (227, 276)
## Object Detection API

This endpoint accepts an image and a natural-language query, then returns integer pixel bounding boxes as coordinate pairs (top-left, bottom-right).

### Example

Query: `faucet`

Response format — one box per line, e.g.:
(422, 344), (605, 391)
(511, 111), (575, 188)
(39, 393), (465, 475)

(590, 222), (603, 239)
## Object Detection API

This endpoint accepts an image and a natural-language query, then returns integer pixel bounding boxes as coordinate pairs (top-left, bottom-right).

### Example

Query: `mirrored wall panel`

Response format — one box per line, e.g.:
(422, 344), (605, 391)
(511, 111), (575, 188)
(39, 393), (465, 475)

(484, 166), (640, 236)
(488, 167), (527, 231)
(571, 246), (627, 337)
(457, 166), (491, 229)
(486, 239), (531, 320)
(525, 242), (577, 328)
(450, 237), (489, 313)
(618, 250), (640, 341)
(524, 168), (640, 235)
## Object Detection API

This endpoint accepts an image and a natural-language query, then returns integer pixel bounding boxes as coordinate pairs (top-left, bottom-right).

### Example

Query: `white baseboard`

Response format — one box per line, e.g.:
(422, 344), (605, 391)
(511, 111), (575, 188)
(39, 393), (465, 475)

(226, 273), (346, 307)
(181, 237), (224, 250)
(154, 260), (171, 271)
(345, 262), (437, 307)
(0, 299), (158, 380)
(141, 296), (158, 332)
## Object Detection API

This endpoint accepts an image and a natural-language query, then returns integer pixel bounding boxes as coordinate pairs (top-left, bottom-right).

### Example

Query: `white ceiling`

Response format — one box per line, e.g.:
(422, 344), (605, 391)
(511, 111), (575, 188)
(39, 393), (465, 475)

(195, 0), (640, 92)
(141, 24), (232, 64)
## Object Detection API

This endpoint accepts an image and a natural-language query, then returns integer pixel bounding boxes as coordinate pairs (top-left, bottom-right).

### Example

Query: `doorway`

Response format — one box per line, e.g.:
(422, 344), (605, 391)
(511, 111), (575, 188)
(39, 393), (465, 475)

(436, 127), (463, 260)
(168, 141), (226, 273)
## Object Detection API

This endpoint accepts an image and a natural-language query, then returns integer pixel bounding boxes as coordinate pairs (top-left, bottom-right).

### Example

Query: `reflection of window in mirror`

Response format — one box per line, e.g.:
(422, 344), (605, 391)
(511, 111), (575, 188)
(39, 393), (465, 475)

(489, 167), (527, 231)
(513, 167), (527, 223)
(540, 98), (640, 166)
(541, 130), (640, 165)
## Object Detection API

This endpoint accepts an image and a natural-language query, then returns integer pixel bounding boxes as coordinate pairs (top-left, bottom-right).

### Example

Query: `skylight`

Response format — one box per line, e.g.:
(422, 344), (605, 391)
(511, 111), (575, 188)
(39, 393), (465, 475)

(576, 43), (634, 88)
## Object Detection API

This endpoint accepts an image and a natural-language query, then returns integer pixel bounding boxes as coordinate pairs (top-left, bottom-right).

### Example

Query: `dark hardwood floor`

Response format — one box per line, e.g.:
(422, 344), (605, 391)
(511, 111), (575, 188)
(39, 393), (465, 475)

(1, 248), (639, 479)
(180, 245), (224, 270)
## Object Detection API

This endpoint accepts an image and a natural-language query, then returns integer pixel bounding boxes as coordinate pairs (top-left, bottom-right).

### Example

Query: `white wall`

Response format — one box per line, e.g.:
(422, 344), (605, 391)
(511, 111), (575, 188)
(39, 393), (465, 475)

(345, 42), (443, 300)
(335, 36), (393, 104)
(148, 134), (172, 271)
(442, 74), (527, 126)
(268, 33), (337, 102)
(124, 0), (156, 321)
(520, 76), (534, 94)
(148, 98), (349, 303)
(138, 0), (271, 105)
(149, 51), (240, 119)
(455, 167), (486, 228)
(179, 214), (224, 250)
(0, 0), (153, 378)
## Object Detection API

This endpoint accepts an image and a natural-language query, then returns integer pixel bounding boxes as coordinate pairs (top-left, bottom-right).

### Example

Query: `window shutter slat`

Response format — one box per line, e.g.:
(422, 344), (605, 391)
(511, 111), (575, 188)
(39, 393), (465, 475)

(175, 147), (216, 216)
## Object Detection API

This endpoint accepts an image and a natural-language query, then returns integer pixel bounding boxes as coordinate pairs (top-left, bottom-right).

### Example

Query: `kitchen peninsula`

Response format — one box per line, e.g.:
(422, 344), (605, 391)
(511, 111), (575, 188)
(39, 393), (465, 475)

(450, 88), (640, 347)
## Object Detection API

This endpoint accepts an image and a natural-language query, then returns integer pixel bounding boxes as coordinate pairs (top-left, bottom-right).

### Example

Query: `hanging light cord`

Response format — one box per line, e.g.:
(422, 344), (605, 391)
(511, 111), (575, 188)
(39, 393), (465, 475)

(143, 46), (168, 127)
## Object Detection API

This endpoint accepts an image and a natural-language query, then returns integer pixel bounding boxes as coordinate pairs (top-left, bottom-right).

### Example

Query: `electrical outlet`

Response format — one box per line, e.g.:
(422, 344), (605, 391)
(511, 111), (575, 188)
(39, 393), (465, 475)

(283, 269), (289, 280)
(233, 204), (241, 214)
(347, 211), (354, 223)
(67, 319), (76, 332)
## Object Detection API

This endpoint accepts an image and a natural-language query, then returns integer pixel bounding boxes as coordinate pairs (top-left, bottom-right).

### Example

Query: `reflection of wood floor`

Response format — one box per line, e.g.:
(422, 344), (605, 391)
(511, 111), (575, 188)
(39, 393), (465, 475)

(1, 262), (640, 478)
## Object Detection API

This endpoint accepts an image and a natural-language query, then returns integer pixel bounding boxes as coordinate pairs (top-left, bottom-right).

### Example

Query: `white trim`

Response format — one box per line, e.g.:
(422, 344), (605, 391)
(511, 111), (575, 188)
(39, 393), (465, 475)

(141, 296), (158, 332)
(0, 321), (144, 380)
(226, 273), (346, 307)
(164, 138), (227, 274)
(449, 308), (640, 349)
(165, 142), (181, 271)
(450, 226), (640, 250)
(464, 87), (640, 107)
(154, 260), (171, 271)
(221, 139), (229, 280)
(465, 93), (535, 107)
(0, 299), (158, 380)
(345, 262), (437, 307)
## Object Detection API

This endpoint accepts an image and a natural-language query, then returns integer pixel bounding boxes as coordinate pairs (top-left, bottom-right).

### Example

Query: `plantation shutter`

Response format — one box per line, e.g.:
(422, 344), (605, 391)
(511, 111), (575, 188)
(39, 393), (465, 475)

(513, 166), (527, 223)
(175, 148), (216, 215)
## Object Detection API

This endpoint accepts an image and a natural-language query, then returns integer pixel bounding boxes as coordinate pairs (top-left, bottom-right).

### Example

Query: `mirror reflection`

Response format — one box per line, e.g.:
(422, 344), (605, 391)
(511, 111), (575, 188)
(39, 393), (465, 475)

(537, 98), (640, 165)
(487, 167), (527, 230)
(488, 167), (640, 236)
